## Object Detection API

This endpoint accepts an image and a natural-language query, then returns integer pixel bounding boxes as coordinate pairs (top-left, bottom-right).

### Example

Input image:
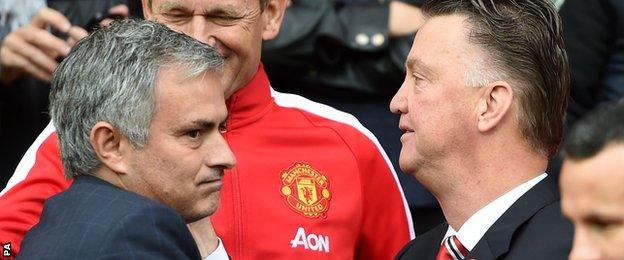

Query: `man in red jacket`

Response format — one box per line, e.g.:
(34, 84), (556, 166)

(0, 0), (414, 259)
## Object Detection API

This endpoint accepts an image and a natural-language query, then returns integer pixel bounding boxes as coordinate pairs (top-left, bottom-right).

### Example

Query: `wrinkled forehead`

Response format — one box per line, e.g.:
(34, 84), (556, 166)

(412, 15), (476, 59)
(148, 0), (260, 11)
(408, 15), (487, 80)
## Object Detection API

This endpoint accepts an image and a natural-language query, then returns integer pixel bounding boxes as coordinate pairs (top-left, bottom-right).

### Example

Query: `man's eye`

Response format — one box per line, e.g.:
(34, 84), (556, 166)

(166, 12), (189, 18)
(187, 130), (201, 139)
(209, 15), (240, 26)
(162, 13), (191, 23)
(588, 218), (619, 233)
(214, 15), (235, 20)
(412, 74), (424, 83)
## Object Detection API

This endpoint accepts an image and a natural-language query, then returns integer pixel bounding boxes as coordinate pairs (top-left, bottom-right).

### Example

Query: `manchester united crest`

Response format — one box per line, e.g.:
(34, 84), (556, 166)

(280, 162), (331, 218)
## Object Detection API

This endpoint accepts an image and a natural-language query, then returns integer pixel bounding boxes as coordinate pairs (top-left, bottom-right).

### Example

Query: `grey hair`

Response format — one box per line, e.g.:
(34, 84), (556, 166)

(50, 19), (223, 179)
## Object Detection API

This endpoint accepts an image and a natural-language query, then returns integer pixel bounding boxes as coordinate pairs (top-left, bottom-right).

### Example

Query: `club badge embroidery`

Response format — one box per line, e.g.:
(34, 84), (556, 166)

(280, 162), (331, 218)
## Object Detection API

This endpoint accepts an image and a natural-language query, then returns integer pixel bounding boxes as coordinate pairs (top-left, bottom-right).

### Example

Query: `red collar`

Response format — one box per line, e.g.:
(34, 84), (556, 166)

(226, 64), (274, 130)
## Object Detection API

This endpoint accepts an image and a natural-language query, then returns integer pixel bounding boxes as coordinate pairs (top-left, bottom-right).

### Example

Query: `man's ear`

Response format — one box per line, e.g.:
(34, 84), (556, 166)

(261, 0), (287, 41)
(476, 81), (514, 133)
(90, 122), (132, 175)
(141, 0), (153, 20)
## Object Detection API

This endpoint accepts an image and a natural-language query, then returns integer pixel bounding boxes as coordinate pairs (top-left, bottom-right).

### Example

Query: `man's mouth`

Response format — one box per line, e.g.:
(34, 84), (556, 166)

(197, 169), (225, 187)
(399, 123), (414, 134)
(197, 177), (223, 193)
(199, 177), (222, 184)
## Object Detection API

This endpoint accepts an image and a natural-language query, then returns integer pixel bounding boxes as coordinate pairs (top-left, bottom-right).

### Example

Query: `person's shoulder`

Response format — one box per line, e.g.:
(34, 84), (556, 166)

(43, 176), (181, 229)
(522, 200), (572, 237)
(271, 91), (360, 127)
(71, 177), (198, 258)
(270, 90), (380, 145)
(19, 177), (191, 258)
(98, 198), (199, 259)
(505, 200), (573, 258)
(65, 176), (160, 209)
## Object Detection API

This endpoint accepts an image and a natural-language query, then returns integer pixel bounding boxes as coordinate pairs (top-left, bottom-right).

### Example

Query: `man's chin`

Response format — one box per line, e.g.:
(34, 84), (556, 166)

(183, 210), (215, 224)
(398, 155), (415, 173)
(183, 202), (219, 223)
(222, 64), (246, 98)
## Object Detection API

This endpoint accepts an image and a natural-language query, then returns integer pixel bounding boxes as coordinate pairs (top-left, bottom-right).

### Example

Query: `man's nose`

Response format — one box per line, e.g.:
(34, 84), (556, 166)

(390, 84), (408, 115)
(205, 135), (236, 170)
(569, 228), (601, 260)
(186, 16), (216, 45)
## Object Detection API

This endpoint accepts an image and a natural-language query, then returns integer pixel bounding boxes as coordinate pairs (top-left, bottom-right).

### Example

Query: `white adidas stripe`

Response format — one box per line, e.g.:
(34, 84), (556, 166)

(271, 88), (416, 239)
(1, 121), (57, 196)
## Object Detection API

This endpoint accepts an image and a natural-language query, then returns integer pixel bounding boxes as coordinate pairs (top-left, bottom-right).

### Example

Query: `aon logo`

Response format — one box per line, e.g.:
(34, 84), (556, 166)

(290, 227), (330, 253)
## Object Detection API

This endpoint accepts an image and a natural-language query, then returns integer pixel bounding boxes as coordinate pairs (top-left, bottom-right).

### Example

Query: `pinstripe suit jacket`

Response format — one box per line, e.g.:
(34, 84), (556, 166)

(17, 175), (201, 259)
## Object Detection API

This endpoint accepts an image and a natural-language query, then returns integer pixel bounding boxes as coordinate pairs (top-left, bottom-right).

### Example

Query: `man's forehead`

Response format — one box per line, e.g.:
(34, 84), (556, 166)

(564, 158), (624, 201)
(152, 0), (256, 12)
(416, 15), (471, 47)
(407, 15), (477, 74)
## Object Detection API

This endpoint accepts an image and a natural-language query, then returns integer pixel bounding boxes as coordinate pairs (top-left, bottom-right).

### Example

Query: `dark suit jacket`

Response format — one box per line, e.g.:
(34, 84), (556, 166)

(17, 175), (201, 259)
(395, 176), (573, 259)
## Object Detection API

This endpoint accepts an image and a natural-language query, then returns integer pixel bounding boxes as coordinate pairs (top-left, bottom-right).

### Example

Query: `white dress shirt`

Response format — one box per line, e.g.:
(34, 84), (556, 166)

(205, 237), (229, 260)
(442, 173), (548, 250)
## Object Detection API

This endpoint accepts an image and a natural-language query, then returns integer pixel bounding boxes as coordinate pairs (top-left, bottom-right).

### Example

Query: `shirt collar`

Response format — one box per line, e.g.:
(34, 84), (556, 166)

(443, 173), (548, 250)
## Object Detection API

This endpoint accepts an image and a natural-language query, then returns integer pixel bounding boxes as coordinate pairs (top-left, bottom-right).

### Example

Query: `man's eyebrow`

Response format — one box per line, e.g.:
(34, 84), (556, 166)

(189, 119), (216, 129)
(189, 113), (229, 128)
(156, 1), (190, 13)
(406, 57), (435, 79)
(202, 4), (245, 18)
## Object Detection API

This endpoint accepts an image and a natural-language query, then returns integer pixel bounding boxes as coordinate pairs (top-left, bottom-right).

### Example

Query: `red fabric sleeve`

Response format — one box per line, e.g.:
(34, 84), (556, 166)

(354, 135), (415, 260)
(0, 132), (71, 257)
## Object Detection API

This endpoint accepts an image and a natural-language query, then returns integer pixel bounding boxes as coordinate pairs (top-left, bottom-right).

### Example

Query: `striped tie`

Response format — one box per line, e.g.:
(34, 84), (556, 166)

(436, 235), (470, 260)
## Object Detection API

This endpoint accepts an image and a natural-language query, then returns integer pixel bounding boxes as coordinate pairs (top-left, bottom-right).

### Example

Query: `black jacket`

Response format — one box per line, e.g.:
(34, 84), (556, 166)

(18, 176), (201, 259)
(396, 177), (573, 260)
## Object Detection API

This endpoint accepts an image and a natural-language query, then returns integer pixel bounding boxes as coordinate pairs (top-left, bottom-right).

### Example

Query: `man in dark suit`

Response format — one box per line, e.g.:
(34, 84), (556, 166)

(17, 19), (234, 259)
(389, 0), (573, 259)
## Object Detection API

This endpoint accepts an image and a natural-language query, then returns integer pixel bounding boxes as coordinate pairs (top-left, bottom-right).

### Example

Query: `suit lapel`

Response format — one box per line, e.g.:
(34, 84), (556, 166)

(467, 176), (558, 259)
(396, 223), (448, 259)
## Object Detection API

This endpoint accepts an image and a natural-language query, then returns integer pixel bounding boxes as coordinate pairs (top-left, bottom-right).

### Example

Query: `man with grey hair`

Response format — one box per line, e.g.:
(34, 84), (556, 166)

(17, 19), (234, 259)
(392, 0), (572, 259)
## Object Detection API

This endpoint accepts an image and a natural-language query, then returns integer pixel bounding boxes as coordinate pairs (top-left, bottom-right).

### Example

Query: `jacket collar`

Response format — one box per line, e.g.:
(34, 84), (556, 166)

(399, 223), (448, 259)
(398, 176), (558, 260)
(226, 64), (274, 130)
(467, 176), (559, 259)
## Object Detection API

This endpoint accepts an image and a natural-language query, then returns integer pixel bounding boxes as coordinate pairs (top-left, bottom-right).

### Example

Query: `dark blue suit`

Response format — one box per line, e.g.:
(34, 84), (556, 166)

(18, 175), (201, 259)
(395, 176), (573, 259)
